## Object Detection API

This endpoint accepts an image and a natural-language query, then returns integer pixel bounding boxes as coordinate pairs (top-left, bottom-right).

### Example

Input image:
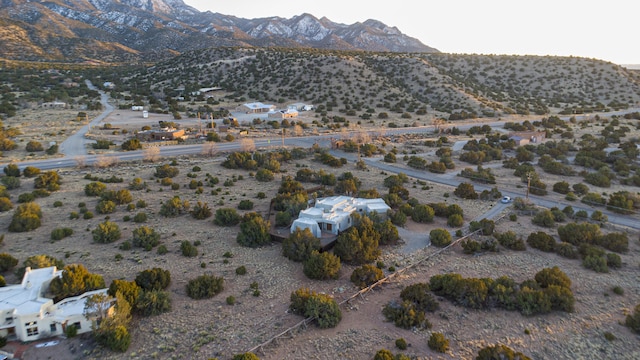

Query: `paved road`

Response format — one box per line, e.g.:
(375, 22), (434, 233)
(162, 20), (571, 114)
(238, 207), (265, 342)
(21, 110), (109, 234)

(59, 80), (114, 157)
(4, 101), (639, 230)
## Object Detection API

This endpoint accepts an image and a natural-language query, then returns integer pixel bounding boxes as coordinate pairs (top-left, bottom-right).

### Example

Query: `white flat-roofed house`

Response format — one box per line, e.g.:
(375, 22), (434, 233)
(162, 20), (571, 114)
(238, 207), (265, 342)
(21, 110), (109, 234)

(290, 196), (391, 237)
(240, 102), (276, 114)
(0, 267), (110, 342)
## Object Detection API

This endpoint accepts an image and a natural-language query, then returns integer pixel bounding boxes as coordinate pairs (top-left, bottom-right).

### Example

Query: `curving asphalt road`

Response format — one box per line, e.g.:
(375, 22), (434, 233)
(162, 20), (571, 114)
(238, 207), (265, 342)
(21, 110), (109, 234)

(59, 80), (114, 157)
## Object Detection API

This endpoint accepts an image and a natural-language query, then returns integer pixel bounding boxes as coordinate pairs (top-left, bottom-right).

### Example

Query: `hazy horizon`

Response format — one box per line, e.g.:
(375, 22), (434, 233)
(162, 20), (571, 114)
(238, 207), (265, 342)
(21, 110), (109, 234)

(185, 0), (638, 66)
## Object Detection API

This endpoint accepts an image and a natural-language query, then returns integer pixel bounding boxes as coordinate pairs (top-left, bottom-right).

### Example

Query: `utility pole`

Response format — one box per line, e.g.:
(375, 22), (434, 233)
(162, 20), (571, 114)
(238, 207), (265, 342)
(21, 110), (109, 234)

(281, 128), (286, 147)
(526, 172), (532, 199)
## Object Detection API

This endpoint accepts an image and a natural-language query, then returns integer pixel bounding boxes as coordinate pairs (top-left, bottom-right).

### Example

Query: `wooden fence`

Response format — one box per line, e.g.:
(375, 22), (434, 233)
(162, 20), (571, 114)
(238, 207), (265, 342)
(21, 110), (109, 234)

(246, 227), (484, 355)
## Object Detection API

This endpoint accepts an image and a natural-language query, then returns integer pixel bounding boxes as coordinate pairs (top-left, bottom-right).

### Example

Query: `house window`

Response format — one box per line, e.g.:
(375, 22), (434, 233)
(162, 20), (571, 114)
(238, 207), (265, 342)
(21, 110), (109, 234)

(73, 322), (81, 330)
(26, 326), (38, 337)
(326, 223), (332, 231)
(50, 323), (57, 332)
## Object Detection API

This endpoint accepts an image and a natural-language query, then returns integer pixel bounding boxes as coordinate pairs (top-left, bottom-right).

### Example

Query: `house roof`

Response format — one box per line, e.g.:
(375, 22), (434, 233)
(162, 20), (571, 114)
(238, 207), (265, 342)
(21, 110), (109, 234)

(0, 267), (60, 315)
(243, 102), (274, 110)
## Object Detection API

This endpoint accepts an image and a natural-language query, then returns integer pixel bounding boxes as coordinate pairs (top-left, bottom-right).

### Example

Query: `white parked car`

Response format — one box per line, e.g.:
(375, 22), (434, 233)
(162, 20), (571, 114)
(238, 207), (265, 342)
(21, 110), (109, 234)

(500, 196), (512, 204)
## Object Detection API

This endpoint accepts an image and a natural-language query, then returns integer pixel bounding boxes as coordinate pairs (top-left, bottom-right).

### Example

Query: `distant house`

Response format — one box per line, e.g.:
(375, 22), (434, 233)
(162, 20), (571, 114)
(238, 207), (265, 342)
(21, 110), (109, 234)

(0, 267), (110, 342)
(41, 101), (67, 109)
(290, 196), (391, 237)
(508, 131), (546, 146)
(288, 103), (314, 111)
(240, 102), (276, 114)
(198, 87), (222, 98)
(103, 82), (115, 89)
(136, 128), (186, 141)
(267, 108), (298, 120)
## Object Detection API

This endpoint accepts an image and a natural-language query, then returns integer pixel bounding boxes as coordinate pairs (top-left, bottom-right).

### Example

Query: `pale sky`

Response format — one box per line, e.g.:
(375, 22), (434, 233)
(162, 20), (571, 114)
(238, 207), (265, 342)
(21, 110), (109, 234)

(184, 0), (638, 65)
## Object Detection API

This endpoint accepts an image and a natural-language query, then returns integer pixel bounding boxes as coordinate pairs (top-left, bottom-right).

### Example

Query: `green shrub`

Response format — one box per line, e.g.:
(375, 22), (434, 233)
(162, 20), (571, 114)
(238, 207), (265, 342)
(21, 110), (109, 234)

(238, 199), (254, 210)
(129, 213), (147, 225)
(383, 301), (431, 329)
(606, 253), (622, 269)
(51, 227), (73, 241)
(154, 164), (179, 178)
(612, 286), (624, 295)
(583, 255), (608, 273)
(235, 266), (247, 275)
(3, 164), (20, 177)
(274, 211), (292, 227)
(135, 289), (171, 316)
(226, 296), (236, 305)
(395, 338), (407, 350)
(84, 182), (107, 196)
(8, 202), (42, 232)
(232, 353), (260, 360)
(447, 213), (464, 227)
(495, 231), (526, 251)
(350, 264), (384, 289)
(0, 253), (19, 272)
(532, 209), (555, 228)
(476, 344), (531, 360)
(534, 266), (572, 289)
(186, 274), (224, 300)
(557, 222), (601, 245)
(159, 196), (189, 217)
(135, 268), (171, 291)
(92, 221), (121, 243)
(180, 241), (198, 257)
(96, 200), (116, 214)
(236, 213), (271, 248)
(412, 204), (435, 223)
(303, 292), (342, 328)
(454, 182), (478, 199)
(527, 232), (556, 252)
(555, 242), (579, 259)
(401, 282), (439, 312)
(625, 304), (640, 334)
(303, 251), (341, 280)
(132, 226), (160, 250)
(255, 169), (275, 182)
(0, 197), (13, 212)
(22, 166), (40, 178)
(333, 215), (380, 265)
(429, 228), (452, 247)
(597, 232), (629, 253)
(282, 228), (320, 262)
(214, 208), (241, 226)
(428, 332), (449, 353)
(157, 245), (168, 255)
(1, 176), (20, 190)
(190, 201), (212, 220)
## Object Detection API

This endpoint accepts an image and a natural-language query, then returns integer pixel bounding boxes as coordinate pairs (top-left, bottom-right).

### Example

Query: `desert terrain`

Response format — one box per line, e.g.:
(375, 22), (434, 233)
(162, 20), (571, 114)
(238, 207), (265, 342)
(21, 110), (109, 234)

(0, 114), (638, 360)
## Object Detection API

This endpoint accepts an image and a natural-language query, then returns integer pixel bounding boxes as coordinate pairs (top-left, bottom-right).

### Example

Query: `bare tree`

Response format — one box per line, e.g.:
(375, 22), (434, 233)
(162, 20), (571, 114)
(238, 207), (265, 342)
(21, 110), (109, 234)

(144, 145), (160, 163)
(293, 124), (303, 137)
(74, 156), (86, 168)
(240, 138), (256, 152)
(94, 155), (118, 168)
(432, 118), (446, 134)
(201, 142), (217, 157)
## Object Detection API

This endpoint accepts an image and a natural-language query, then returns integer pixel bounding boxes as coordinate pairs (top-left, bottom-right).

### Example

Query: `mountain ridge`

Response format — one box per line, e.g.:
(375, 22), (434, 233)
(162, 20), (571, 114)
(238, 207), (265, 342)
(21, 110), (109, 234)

(0, 0), (438, 62)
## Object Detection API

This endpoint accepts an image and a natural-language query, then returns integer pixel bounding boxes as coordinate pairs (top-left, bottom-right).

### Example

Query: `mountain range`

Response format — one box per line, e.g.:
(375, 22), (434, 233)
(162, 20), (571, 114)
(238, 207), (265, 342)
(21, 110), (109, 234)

(0, 0), (438, 63)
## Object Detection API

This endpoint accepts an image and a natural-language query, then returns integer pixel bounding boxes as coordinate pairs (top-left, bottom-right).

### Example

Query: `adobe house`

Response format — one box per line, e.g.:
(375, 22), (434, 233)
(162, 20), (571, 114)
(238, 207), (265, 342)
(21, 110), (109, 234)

(0, 267), (110, 342)
(290, 196), (391, 237)
(267, 108), (298, 119)
(136, 128), (186, 141)
(508, 131), (546, 146)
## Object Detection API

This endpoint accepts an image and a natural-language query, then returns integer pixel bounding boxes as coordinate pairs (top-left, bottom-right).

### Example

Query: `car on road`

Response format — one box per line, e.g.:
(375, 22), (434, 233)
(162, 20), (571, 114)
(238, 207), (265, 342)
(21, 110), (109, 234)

(500, 196), (512, 204)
